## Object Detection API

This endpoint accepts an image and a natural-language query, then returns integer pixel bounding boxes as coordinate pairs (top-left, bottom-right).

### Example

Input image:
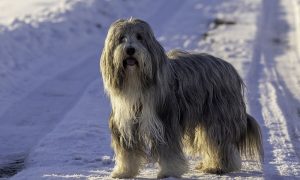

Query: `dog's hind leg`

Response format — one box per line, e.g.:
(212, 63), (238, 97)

(197, 142), (241, 174)
(193, 126), (242, 174)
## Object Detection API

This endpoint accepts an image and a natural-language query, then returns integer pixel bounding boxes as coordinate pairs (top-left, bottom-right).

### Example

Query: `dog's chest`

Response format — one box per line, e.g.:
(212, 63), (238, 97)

(111, 95), (164, 145)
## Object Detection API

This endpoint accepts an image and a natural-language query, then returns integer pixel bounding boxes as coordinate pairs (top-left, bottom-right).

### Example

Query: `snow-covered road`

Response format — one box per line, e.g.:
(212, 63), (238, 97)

(247, 0), (300, 177)
(1, 0), (300, 179)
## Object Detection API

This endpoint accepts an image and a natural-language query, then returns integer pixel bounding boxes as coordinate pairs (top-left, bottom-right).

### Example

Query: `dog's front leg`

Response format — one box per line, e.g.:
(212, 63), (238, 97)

(109, 117), (143, 178)
(156, 142), (188, 178)
(110, 135), (143, 178)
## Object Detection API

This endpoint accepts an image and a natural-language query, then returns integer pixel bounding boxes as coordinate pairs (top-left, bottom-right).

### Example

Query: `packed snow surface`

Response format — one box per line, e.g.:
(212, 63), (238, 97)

(0, 0), (300, 179)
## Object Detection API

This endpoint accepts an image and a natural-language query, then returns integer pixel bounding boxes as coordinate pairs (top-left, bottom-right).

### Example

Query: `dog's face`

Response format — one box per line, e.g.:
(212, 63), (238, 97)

(101, 18), (166, 94)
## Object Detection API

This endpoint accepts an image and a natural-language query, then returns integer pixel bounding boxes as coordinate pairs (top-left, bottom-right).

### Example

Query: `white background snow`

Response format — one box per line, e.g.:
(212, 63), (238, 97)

(0, 0), (300, 179)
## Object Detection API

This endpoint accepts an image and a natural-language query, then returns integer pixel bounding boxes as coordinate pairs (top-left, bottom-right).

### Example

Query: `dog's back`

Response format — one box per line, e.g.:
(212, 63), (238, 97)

(167, 50), (247, 137)
(167, 50), (245, 100)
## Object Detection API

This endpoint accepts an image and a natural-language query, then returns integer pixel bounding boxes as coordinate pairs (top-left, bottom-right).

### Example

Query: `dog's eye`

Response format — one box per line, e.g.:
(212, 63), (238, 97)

(119, 36), (126, 43)
(136, 33), (143, 41)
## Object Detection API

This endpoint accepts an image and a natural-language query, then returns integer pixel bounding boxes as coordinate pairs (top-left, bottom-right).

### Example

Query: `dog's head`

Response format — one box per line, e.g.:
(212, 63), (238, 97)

(100, 18), (166, 94)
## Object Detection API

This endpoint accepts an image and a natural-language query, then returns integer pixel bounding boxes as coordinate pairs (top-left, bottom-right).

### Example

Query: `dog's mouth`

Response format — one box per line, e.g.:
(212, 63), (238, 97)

(123, 57), (138, 68)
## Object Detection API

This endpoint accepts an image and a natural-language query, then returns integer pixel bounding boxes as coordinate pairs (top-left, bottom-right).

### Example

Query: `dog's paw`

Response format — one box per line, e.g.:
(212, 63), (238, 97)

(157, 172), (181, 179)
(157, 173), (174, 179)
(195, 162), (225, 174)
(195, 162), (204, 170)
(202, 167), (225, 174)
(157, 173), (169, 179)
(111, 170), (136, 179)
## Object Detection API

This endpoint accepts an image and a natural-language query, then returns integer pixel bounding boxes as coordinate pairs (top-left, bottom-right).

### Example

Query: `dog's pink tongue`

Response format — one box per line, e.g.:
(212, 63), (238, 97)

(126, 59), (136, 66)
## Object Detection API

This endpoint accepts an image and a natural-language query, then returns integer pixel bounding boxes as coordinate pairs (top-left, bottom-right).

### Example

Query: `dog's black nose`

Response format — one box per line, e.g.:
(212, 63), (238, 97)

(126, 47), (135, 56)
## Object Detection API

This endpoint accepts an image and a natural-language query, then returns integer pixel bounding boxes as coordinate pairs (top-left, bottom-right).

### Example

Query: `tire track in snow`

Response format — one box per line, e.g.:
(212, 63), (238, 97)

(247, 0), (300, 177)
(0, 53), (99, 160)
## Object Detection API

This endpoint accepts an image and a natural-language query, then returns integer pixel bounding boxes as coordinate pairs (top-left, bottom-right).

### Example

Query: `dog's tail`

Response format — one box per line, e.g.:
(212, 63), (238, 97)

(239, 114), (264, 162)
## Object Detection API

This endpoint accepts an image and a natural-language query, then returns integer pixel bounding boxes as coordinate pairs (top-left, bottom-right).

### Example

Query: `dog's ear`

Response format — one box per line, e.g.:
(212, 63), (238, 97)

(141, 22), (167, 71)
(101, 19), (126, 68)
(148, 34), (166, 64)
(100, 23), (126, 93)
(101, 25), (125, 92)
(100, 34), (113, 90)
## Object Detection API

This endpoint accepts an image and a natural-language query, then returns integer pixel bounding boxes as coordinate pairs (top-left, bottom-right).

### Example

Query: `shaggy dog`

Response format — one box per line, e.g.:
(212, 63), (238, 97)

(100, 18), (263, 178)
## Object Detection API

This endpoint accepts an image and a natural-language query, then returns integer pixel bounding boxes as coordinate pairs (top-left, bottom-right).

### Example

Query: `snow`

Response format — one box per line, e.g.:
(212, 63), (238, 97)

(0, 0), (62, 25)
(0, 0), (300, 179)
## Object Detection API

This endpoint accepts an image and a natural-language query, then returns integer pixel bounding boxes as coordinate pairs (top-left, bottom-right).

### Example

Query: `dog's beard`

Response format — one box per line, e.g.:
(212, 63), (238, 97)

(112, 46), (155, 92)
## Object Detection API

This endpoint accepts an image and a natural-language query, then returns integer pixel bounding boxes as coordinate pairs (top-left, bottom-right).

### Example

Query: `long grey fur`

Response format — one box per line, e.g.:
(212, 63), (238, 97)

(100, 18), (263, 179)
